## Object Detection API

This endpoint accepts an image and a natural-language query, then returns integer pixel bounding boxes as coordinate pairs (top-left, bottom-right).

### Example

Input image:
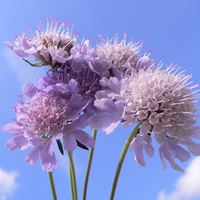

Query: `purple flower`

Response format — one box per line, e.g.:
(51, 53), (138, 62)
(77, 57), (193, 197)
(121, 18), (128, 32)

(91, 33), (154, 76)
(90, 62), (200, 171)
(5, 18), (75, 68)
(120, 64), (200, 171)
(2, 73), (96, 171)
(39, 66), (103, 108)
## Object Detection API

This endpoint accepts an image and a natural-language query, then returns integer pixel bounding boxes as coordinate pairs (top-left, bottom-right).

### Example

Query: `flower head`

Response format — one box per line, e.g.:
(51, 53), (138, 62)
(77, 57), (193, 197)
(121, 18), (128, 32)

(89, 33), (155, 76)
(6, 18), (76, 68)
(123, 64), (200, 171)
(89, 63), (200, 171)
(2, 70), (97, 171)
(97, 34), (141, 70)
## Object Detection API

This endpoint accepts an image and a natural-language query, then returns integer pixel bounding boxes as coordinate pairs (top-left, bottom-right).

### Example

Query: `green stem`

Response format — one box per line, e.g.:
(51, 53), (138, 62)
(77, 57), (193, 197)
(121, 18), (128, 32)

(48, 172), (57, 200)
(68, 151), (78, 200)
(82, 129), (98, 200)
(109, 123), (140, 200)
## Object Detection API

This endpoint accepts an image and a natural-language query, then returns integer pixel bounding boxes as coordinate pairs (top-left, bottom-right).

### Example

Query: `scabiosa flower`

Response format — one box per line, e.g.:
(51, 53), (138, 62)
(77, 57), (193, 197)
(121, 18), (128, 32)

(89, 63), (200, 171)
(89, 33), (155, 76)
(2, 77), (95, 171)
(123, 64), (200, 171)
(5, 18), (76, 69)
(39, 66), (103, 110)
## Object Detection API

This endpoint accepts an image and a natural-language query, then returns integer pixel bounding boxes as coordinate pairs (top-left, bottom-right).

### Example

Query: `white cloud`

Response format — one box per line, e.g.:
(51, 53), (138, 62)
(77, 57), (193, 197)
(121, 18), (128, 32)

(3, 47), (46, 87)
(157, 156), (200, 200)
(0, 168), (19, 200)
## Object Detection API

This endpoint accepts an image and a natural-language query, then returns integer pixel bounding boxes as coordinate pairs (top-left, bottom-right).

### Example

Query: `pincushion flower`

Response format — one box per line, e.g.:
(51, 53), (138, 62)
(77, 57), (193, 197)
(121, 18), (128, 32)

(124, 65), (200, 171)
(89, 34), (155, 76)
(5, 18), (76, 69)
(89, 64), (200, 171)
(2, 77), (95, 171)
(38, 65), (103, 111)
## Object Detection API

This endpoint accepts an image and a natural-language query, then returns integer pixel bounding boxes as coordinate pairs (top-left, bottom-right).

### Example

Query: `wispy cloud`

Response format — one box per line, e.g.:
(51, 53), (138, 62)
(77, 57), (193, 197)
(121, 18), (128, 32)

(157, 157), (200, 200)
(3, 47), (46, 87)
(0, 168), (19, 200)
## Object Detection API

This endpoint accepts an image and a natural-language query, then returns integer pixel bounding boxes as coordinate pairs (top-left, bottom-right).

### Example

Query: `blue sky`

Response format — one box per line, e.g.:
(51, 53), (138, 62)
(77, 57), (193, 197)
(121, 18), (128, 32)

(1, 0), (200, 200)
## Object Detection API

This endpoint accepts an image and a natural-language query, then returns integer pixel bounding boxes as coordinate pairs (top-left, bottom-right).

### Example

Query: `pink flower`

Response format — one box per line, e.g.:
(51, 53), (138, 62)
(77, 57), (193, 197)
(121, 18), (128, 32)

(96, 34), (142, 72)
(2, 77), (95, 171)
(5, 18), (76, 68)
(92, 33), (154, 76)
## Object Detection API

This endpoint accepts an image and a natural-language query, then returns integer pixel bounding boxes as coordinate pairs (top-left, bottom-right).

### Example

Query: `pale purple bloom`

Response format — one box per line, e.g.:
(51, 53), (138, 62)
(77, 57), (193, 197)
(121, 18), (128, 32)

(91, 33), (155, 76)
(5, 18), (109, 74)
(2, 72), (96, 171)
(38, 66), (103, 109)
(5, 18), (76, 68)
(121, 64), (200, 171)
(96, 34), (141, 70)
(91, 63), (200, 171)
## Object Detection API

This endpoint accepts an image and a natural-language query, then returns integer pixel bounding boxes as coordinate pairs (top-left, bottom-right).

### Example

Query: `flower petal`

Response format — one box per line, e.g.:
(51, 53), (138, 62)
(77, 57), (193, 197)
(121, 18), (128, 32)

(40, 147), (58, 172)
(6, 135), (29, 151)
(73, 129), (95, 148)
(63, 133), (77, 151)
(25, 147), (40, 165)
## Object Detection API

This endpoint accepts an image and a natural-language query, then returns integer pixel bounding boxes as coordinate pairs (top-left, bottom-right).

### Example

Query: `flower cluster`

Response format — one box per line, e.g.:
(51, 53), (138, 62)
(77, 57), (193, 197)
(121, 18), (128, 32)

(3, 18), (200, 172)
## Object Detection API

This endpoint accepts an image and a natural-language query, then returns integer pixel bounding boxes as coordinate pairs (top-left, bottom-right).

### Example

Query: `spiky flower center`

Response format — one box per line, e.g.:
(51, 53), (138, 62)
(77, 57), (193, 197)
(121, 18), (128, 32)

(96, 36), (142, 71)
(17, 92), (69, 137)
(122, 66), (197, 133)
(41, 32), (74, 54)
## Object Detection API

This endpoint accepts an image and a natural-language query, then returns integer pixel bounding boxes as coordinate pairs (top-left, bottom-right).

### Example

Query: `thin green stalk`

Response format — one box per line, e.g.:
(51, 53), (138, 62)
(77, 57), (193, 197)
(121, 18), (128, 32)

(109, 123), (140, 200)
(48, 172), (57, 200)
(69, 164), (74, 199)
(82, 129), (98, 200)
(68, 151), (78, 200)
